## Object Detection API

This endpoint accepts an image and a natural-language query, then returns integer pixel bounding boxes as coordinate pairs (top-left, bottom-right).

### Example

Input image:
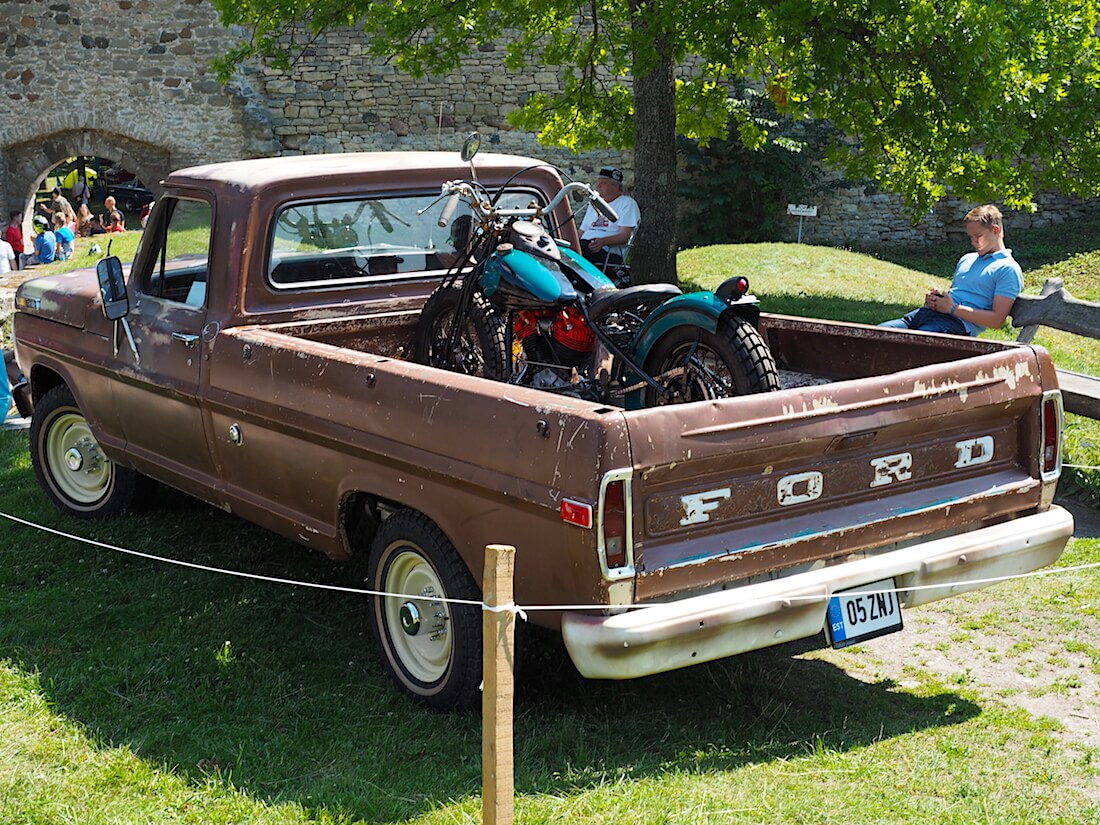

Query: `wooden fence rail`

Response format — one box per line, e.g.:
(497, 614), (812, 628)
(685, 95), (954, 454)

(1012, 277), (1100, 420)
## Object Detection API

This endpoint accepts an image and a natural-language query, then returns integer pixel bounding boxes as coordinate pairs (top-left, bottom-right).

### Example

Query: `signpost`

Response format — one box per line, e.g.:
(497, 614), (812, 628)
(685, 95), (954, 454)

(786, 203), (818, 243)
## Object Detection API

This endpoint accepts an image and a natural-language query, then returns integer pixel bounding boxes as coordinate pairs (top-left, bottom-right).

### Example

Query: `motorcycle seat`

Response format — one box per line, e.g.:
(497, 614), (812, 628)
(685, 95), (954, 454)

(587, 284), (682, 323)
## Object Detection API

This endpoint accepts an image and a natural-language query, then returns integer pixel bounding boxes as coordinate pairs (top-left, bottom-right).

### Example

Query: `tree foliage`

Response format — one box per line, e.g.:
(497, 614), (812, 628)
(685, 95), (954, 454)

(213, 0), (1100, 278)
(678, 90), (835, 246)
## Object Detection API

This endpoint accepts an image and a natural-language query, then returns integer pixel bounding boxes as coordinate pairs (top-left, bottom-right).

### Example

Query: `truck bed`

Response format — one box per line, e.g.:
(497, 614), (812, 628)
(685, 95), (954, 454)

(238, 308), (1059, 609)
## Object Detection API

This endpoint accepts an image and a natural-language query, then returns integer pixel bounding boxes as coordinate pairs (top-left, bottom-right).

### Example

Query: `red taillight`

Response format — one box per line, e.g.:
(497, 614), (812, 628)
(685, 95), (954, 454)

(560, 498), (593, 529)
(1042, 397), (1060, 474)
(602, 480), (627, 568)
(716, 275), (751, 304)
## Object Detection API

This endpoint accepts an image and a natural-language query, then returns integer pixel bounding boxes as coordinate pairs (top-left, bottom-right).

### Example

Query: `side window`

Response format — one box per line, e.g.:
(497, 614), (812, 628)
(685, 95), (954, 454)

(268, 190), (545, 289)
(139, 198), (212, 308)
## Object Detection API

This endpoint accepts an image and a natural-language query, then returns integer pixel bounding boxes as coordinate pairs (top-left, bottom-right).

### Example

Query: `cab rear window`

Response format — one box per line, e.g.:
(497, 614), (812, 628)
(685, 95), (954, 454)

(267, 190), (541, 289)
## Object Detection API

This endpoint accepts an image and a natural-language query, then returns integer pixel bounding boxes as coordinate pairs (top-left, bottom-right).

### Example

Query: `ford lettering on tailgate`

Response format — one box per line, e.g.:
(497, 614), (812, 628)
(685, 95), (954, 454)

(652, 432), (1004, 534)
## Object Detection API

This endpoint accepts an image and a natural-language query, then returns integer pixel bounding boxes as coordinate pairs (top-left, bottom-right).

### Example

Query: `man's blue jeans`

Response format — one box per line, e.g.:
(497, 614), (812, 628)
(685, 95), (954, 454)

(880, 307), (970, 336)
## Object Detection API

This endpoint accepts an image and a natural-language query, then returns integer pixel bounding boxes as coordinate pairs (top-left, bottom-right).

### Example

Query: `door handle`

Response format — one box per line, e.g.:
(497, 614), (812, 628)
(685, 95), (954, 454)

(172, 331), (200, 348)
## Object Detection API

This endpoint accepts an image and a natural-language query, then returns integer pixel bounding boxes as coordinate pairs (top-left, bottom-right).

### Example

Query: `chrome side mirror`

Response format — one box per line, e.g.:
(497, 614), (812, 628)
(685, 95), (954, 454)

(96, 256), (129, 320)
(460, 132), (482, 163)
(95, 256), (139, 361)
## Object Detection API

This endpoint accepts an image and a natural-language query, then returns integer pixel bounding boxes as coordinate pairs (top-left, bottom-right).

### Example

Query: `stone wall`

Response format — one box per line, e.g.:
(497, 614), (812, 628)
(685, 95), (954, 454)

(236, 30), (632, 181)
(0, 0), (279, 215)
(1, 0), (1096, 245)
(0, 0), (630, 219)
(795, 185), (1100, 250)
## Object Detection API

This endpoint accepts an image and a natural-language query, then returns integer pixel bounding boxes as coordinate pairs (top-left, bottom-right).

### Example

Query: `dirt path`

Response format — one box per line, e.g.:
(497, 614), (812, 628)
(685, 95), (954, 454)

(810, 497), (1100, 754)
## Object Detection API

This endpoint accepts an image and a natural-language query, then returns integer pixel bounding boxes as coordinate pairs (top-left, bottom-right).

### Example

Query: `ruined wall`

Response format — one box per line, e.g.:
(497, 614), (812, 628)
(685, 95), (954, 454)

(1, 0), (1095, 246)
(235, 29), (632, 181)
(0, 0), (628, 220)
(0, 0), (279, 215)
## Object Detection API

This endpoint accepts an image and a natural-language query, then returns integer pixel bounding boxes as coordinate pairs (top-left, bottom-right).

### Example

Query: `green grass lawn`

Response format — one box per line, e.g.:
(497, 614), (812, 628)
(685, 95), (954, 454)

(1, 428), (1097, 824)
(1, 220), (1099, 824)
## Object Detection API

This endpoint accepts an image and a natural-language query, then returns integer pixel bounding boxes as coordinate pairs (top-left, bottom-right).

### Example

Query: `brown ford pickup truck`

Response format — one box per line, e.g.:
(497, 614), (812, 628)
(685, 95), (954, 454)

(13, 151), (1074, 710)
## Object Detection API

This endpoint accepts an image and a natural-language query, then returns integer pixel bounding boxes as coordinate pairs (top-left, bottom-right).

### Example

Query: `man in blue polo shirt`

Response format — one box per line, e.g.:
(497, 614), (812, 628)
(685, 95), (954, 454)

(882, 204), (1023, 336)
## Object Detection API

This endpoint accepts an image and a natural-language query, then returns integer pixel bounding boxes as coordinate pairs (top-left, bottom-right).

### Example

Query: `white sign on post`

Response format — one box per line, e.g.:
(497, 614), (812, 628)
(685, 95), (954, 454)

(786, 203), (818, 243)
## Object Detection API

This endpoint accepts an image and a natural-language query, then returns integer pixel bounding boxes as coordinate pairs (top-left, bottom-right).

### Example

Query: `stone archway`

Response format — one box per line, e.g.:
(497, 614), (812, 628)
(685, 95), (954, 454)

(4, 129), (172, 225)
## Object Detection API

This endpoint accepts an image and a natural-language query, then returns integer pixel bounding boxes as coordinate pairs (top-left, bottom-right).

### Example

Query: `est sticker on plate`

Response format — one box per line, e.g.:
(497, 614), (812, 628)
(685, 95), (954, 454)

(826, 578), (903, 649)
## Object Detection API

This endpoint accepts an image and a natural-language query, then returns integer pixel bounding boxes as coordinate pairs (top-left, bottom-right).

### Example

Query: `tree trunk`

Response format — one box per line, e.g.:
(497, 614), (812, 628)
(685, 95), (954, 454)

(628, 1), (678, 285)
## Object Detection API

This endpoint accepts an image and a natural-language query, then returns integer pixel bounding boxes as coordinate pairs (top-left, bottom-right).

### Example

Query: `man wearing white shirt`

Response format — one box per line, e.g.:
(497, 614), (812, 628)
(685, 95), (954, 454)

(579, 166), (640, 272)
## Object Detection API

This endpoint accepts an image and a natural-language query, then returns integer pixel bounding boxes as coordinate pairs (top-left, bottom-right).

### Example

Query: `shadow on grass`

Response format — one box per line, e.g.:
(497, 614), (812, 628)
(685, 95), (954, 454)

(511, 630), (977, 795)
(0, 430), (978, 822)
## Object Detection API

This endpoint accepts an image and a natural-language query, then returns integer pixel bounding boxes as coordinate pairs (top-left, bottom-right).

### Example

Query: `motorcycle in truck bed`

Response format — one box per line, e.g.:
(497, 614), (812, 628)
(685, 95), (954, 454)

(12, 148), (1073, 710)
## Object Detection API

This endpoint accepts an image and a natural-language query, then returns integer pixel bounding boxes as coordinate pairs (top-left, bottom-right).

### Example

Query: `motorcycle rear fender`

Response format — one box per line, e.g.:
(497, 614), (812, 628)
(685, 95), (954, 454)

(630, 291), (761, 366)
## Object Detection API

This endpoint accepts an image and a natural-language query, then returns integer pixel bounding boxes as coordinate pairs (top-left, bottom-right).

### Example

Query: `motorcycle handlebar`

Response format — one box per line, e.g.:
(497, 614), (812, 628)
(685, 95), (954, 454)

(437, 192), (462, 228)
(437, 179), (607, 225)
(591, 194), (619, 223)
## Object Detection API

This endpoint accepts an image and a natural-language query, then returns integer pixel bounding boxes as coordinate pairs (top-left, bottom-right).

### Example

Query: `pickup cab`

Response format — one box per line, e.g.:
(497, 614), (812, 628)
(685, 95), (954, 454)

(12, 151), (1075, 710)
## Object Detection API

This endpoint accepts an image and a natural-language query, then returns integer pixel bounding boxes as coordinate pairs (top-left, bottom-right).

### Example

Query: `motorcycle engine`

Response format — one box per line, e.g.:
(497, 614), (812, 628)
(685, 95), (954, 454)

(513, 307), (595, 370)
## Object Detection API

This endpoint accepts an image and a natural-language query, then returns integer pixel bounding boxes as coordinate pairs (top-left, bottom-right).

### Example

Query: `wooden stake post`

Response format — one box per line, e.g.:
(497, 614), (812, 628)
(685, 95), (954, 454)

(482, 544), (516, 825)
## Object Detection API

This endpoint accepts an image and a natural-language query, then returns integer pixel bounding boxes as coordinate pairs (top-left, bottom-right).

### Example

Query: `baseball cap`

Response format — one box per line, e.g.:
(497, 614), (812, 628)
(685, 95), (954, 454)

(599, 166), (623, 183)
(33, 215), (48, 229)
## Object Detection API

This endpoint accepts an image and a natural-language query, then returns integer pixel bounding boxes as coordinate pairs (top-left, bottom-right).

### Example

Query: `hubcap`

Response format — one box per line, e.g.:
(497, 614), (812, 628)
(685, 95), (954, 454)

(45, 413), (112, 506)
(400, 601), (422, 635)
(382, 549), (452, 683)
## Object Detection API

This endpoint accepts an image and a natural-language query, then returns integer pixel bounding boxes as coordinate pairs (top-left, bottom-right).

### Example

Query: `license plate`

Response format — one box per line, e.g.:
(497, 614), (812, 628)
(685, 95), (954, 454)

(825, 578), (903, 648)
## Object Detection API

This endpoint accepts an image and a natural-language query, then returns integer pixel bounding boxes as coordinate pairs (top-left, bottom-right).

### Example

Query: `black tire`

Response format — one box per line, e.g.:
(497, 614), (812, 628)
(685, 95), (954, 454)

(367, 510), (482, 712)
(644, 315), (780, 406)
(30, 384), (150, 518)
(412, 284), (508, 380)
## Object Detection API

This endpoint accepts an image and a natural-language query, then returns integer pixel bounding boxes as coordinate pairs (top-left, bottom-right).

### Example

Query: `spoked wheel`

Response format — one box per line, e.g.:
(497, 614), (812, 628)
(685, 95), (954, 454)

(413, 284), (508, 380)
(367, 510), (482, 712)
(644, 315), (780, 406)
(30, 384), (150, 517)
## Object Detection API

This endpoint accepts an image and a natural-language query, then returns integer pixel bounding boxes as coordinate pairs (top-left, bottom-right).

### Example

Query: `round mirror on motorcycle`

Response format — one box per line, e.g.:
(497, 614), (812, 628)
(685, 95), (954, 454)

(460, 132), (482, 162)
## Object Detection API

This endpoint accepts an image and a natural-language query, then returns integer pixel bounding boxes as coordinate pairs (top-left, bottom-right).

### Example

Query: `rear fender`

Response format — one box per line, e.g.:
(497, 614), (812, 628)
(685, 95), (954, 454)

(631, 292), (760, 366)
(620, 292), (760, 410)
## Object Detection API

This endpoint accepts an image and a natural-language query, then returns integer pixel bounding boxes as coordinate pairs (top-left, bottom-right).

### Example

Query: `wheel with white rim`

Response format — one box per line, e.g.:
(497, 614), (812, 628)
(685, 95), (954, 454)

(30, 384), (146, 518)
(367, 510), (481, 711)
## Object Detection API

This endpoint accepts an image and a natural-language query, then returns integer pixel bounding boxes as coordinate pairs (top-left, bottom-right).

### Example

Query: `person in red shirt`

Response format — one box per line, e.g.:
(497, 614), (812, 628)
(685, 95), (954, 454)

(5, 211), (24, 270)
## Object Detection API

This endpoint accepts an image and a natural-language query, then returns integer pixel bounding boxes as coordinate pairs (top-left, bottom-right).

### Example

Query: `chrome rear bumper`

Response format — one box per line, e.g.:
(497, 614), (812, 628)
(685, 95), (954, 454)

(562, 506), (1074, 680)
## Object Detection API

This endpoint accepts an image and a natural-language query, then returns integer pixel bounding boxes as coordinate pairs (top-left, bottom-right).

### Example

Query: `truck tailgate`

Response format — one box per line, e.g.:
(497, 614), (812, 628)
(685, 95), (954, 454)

(622, 346), (1050, 602)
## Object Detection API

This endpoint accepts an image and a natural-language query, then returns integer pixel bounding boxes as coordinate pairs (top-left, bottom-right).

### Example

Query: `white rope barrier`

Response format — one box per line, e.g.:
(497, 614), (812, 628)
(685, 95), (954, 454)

(1, 508), (1097, 615)
(0, 509), (484, 605)
(483, 601), (529, 621)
